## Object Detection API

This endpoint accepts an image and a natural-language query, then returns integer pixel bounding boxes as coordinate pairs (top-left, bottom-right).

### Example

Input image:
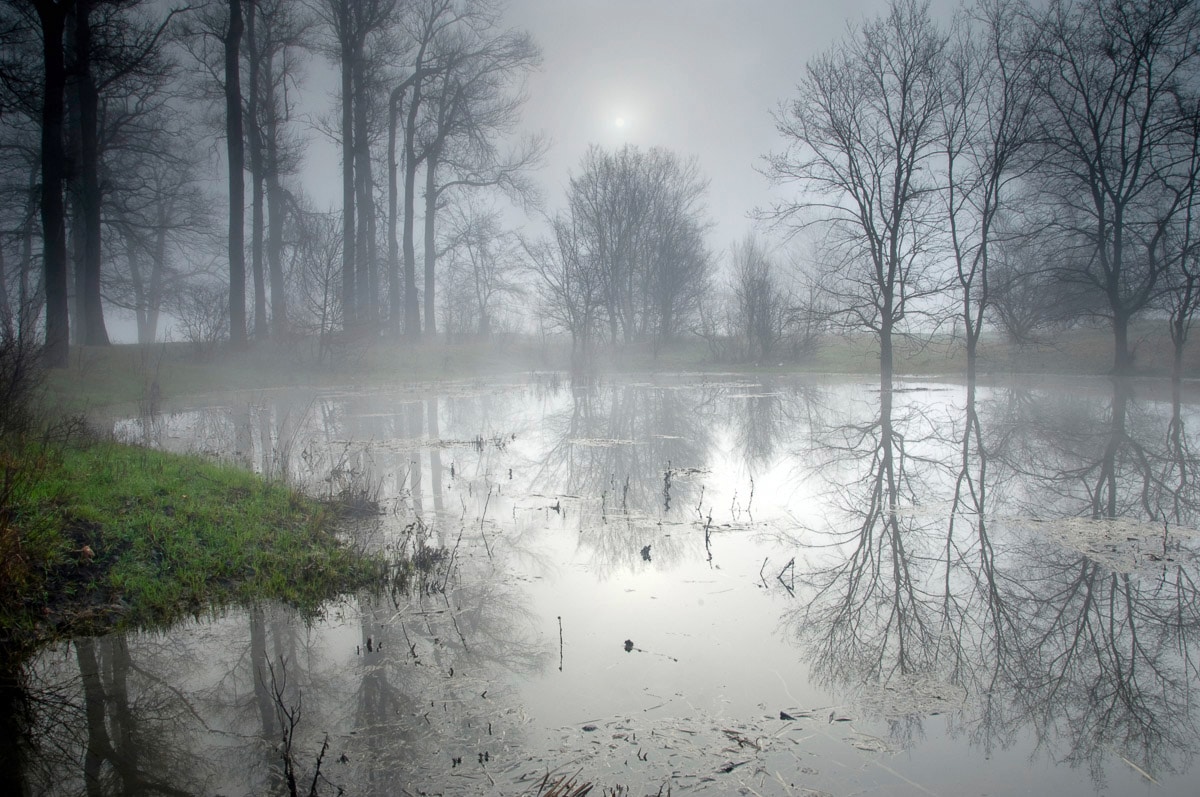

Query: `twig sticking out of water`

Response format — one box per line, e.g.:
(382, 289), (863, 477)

(703, 512), (713, 564)
(265, 657), (332, 797)
(558, 615), (564, 672)
(663, 461), (672, 511)
(778, 557), (795, 595)
(480, 486), (494, 559)
(534, 771), (593, 796)
(441, 526), (464, 592)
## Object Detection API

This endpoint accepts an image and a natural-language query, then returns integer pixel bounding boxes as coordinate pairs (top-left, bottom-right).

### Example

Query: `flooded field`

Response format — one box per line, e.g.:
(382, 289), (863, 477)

(13, 374), (1200, 795)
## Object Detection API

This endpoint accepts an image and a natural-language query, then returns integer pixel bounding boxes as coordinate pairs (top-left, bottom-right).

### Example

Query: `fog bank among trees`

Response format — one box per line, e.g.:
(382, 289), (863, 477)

(1, 0), (1197, 380)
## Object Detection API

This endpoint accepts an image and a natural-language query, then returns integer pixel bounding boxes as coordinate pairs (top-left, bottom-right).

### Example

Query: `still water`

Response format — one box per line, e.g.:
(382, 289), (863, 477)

(16, 374), (1200, 795)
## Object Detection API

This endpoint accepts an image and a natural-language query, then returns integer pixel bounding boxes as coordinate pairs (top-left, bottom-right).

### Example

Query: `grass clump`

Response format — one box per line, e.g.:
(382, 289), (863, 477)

(1, 437), (385, 660)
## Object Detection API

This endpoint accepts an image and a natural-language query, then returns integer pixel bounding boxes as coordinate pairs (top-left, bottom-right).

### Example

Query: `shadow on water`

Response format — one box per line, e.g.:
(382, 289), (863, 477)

(8, 374), (1200, 794)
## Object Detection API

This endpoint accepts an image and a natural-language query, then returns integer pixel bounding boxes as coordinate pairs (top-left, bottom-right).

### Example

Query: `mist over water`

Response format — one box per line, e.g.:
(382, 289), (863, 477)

(7, 374), (1198, 795)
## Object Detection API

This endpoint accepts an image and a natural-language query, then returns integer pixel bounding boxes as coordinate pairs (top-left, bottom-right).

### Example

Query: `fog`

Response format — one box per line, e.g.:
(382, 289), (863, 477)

(4, 1), (1200, 792)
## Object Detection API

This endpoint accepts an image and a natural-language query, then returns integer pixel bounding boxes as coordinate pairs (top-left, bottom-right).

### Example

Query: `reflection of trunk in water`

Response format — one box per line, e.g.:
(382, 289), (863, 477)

(800, 385), (939, 687)
(404, 401), (425, 520)
(428, 397), (446, 544)
(0, 664), (30, 796)
(354, 596), (410, 797)
(791, 380), (1200, 784)
(78, 637), (113, 793)
(76, 636), (191, 796)
(249, 605), (277, 740)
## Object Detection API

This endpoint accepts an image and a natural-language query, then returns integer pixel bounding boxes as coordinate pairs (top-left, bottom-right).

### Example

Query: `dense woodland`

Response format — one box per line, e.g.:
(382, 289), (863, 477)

(0, 0), (1197, 381)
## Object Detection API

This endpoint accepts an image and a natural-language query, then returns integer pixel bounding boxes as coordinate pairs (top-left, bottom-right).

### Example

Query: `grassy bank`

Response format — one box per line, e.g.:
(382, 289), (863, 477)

(0, 433), (385, 662)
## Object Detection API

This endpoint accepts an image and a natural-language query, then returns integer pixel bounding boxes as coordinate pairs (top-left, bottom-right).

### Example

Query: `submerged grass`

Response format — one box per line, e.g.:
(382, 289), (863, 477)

(1, 435), (386, 662)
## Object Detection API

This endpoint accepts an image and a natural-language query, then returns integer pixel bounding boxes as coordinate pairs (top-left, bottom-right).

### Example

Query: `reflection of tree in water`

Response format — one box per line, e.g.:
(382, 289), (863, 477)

(986, 380), (1200, 526)
(784, 381), (1200, 785)
(723, 379), (825, 474)
(8, 550), (551, 796)
(791, 388), (947, 693)
(8, 632), (217, 795)
(1002, 538), (1200, 784)
(338, 542), (552, 794)
(535, 382), (712, 574)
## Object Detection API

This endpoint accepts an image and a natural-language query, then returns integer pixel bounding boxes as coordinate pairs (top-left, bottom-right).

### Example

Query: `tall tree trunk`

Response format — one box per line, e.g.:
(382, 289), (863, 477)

(352, 48), (373, 326)
(74, 0), (107, 345)
(265, 166), (286, 338)
(423, 149), (438, 338)
(37, 0), (72, 367)
(402, 80), (422, 339)
(264, 50), (286, 337)
(880, 312), (894, 392)
(225, 0), (247, 346)
(0, 245), (11, 339)
(1113, 310), (1133, 376)
(339, 35), (356, 327)
(19, 166), (38, 343)
(127, 244), (148, 343)
(148, 200), (169, 342)
(69, 154), (83, 344)
(245, 0), (267, 339)
(387, 87), (402, 336)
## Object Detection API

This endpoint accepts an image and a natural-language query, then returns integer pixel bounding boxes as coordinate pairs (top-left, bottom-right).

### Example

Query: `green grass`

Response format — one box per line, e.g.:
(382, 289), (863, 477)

(1, 436), (385, 662)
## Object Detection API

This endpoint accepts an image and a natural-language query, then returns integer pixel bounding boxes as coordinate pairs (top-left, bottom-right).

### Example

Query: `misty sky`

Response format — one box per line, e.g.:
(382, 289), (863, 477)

(497, 0), (956, 247)
(289, 0), (957, 255)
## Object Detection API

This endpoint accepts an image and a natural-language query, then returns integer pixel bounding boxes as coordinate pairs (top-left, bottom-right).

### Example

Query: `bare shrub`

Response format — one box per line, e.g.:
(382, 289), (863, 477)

(171, 282), (229, 359)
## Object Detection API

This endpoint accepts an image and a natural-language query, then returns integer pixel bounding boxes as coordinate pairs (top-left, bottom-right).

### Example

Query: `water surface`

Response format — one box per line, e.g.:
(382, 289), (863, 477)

(14, 374), (1200, 795)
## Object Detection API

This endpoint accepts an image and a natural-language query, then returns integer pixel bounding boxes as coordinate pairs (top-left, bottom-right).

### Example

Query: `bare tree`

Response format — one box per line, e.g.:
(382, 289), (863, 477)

(523, 211), (601, 369)
(939, 0), (1038, 384)
(438, 196), (522, 337)
(765, 0), (948, 388)
(313, 0), (393, 329)
(565, 143), (712, 347)
(392, 0), (461, 340)
(1163, 102), (1200, 384)
(104, 108), (215, 344)
(0, 65), (43, 344)
(246, 0), (311, 339)
(727, 234), (788, 362)
(224, 0), (246, 346)
(1028, 0), (1200, 375)
(986, 214), (1093, 344)
(288, 205), (344, 362)
(17, 0), (74, 366)
(415, 16), (542, 338)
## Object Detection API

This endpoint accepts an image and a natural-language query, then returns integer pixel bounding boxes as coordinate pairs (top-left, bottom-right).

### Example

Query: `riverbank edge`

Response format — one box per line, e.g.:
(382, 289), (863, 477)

(1, 433), (389, 664)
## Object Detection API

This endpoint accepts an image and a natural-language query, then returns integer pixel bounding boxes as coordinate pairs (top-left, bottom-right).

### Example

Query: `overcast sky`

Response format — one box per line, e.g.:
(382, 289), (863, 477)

(496, 0), (956, 248)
